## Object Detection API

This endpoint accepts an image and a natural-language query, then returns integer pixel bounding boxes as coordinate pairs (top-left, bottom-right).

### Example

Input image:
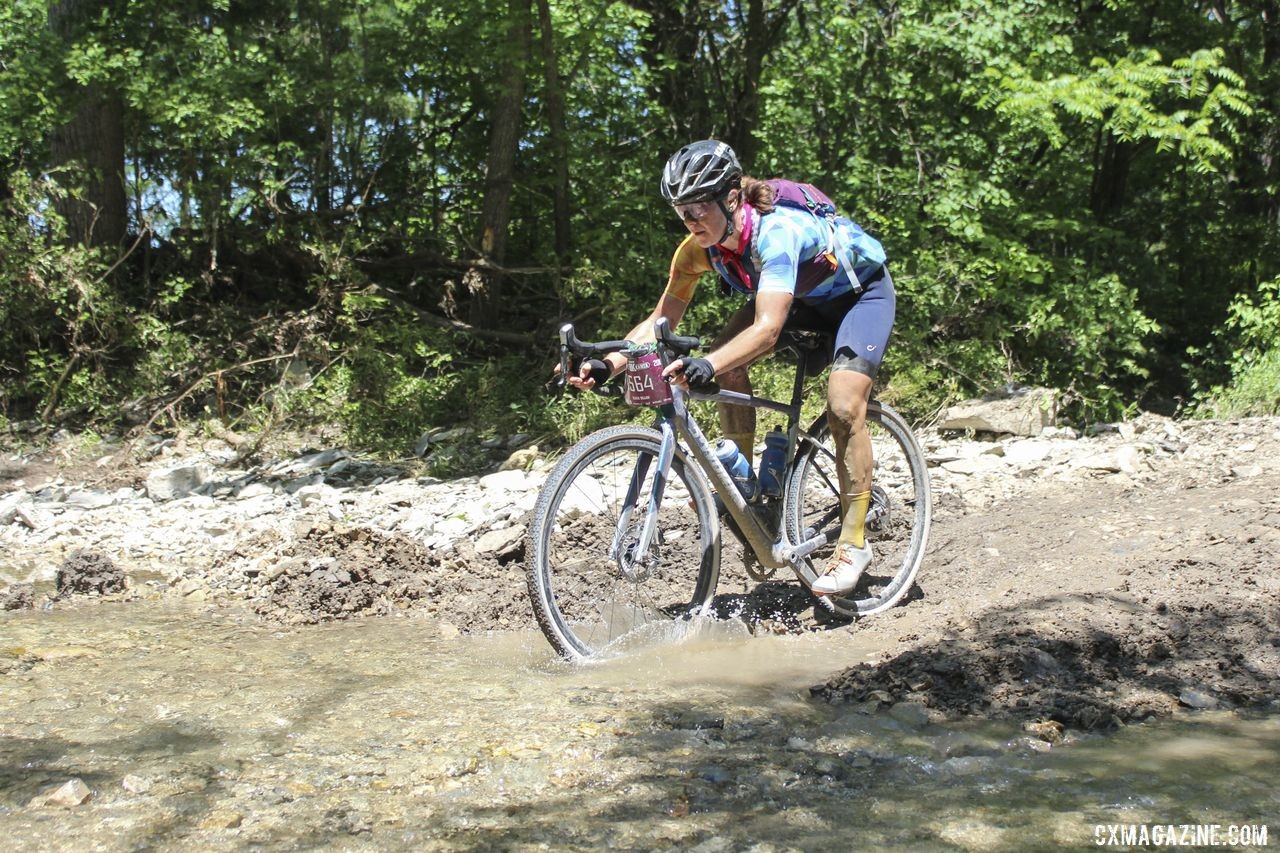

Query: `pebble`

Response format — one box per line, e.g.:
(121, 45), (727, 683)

(199, 810), (244, 830)
(29, 778), (92, 808)
(122, 774), (153, 794)
(1178, 688), (1220, 710)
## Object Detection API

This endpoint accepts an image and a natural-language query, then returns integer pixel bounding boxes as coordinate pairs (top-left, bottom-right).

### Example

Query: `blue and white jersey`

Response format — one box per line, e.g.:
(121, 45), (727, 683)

(710, 206), (886, 305)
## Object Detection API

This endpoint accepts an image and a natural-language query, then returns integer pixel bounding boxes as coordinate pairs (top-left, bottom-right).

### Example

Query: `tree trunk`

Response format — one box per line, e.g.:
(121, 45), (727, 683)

(624, 0), (799, 166)
(47, 0), (127, 248)
(466, 0), (533, 328)
(536, 0), (572, 269)
(1089, 134), (1134, 221)
(1234, 0), (1280, 223)
(624, 0), (713, 143)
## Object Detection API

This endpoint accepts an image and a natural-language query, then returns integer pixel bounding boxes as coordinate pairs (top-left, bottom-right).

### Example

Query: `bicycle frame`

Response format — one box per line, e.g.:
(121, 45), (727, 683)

(617, 328), (830, 586)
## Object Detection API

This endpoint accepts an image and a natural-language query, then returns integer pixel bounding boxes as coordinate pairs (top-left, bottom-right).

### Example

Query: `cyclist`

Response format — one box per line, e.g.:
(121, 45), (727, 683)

(569, 139), (894, 596)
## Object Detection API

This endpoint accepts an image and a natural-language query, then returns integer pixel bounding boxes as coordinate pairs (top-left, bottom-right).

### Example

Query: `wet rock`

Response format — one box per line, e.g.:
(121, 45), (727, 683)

(1022, 719), (1065, 743)
(29, 778), (92, 808)
(888, 702), (931, 729)
(200, 810), (244, 830)
(56, 549), (126, 597)
(1178, 687), (1220, 710)
(1015, 736), (1053, 753)
(698, 765), (733, 784)
(941, 756), (994, 776)
(673, 712), (725, 732)
(30, 645), (100, 662)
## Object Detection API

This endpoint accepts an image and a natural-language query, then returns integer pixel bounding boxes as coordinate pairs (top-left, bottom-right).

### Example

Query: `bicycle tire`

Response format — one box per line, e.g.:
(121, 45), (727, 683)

(783, 401), (931, 617)
(526, 424), (721, 661)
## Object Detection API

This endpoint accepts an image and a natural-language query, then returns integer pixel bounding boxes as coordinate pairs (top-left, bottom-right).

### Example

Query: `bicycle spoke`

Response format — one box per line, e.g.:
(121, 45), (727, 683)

(528, 427), (719, 660)
(784, 405), (931, 617)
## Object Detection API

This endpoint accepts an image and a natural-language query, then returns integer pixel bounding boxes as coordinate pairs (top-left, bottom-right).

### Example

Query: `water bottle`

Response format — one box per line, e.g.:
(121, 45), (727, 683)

(714, 439), (760, 503)
(758, 425), (788, 498)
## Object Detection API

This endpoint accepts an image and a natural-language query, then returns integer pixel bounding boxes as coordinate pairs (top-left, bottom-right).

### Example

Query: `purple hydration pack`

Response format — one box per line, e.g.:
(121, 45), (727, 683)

(767, 179), (838, 218)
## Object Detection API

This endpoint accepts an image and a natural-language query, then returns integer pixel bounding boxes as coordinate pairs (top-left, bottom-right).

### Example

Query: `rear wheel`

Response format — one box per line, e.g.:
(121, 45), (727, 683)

(783, 402), (931, 617)
(526, 425), (721, 661)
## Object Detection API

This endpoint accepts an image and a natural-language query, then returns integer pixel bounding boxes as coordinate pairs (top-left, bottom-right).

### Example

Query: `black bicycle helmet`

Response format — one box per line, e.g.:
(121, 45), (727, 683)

(660, 140), (742, 204)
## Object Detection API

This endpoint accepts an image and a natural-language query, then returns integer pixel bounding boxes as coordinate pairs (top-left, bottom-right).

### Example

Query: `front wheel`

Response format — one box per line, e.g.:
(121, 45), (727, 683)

(784, 401), (931, 618)
(526, 425), (722, 661)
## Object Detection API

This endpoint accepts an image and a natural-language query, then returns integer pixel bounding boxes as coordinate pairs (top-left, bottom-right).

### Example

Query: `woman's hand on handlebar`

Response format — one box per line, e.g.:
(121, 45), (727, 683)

(663, 356), (714, 391)
(567, 358), (612, 391)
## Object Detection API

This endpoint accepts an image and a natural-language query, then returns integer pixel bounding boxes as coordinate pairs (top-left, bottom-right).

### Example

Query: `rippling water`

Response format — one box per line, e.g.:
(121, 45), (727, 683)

(1, 601), (1275, 850)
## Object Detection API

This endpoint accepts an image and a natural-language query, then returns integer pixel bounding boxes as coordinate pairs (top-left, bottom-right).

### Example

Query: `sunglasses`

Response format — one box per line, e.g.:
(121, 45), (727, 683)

(673, 199), (718, 223)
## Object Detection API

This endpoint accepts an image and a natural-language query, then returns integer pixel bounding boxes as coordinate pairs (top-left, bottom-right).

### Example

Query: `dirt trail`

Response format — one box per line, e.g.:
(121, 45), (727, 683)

(815, 469), (1280, 729)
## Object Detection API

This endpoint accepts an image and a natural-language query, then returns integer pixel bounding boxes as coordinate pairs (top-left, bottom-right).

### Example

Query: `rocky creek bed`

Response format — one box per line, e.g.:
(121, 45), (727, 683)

(2, 409), (1279, 848)
(3, 410), (1279, 732)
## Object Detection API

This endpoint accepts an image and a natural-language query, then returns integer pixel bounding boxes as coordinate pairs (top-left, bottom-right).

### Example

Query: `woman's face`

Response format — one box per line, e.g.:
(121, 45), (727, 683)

(674, 191), (736, 247)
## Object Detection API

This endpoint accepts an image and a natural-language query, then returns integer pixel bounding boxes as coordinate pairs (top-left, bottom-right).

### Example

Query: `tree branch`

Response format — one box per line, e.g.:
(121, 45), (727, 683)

(363, 283), (537, 346)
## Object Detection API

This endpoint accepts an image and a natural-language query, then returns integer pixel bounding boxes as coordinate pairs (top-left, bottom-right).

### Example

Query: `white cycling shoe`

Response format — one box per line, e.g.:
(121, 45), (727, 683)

(811, 542), (872, 596)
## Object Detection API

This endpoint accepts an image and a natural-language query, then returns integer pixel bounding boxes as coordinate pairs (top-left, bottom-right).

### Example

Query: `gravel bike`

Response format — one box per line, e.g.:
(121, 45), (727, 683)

(527, 319), (931, 661)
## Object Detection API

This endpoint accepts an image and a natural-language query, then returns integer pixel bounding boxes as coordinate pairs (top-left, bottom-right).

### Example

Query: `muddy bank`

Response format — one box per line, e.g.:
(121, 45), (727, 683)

(814, 463), (1280, 731)
(218, 524), (531, 631)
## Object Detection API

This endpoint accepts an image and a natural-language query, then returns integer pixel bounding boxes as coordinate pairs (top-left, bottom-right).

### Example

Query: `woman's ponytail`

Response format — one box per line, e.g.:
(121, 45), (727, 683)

(740, 176), (776, 214)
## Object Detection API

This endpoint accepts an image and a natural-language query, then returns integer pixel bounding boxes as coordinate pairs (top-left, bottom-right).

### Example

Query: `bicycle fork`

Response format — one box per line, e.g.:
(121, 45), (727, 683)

(607, 421), (677, 580)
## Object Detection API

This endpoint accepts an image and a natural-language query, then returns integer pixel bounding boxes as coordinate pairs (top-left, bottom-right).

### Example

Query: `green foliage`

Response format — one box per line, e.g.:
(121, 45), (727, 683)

(1192, 278), (1280, 418)
(2, 0), (1278, 446)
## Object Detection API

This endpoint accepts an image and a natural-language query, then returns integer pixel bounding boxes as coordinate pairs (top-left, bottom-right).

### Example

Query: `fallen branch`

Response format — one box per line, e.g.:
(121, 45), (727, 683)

(363, 284), (537, 346)
(141, 351), (301, 435)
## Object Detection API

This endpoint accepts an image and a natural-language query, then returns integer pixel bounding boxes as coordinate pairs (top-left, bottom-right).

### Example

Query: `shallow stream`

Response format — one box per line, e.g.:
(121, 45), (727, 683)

(2, 601), (1276, 850)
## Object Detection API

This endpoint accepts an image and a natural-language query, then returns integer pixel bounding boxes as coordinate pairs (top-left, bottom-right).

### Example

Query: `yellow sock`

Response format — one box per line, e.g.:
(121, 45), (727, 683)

(838, 490), (871, 548)
(723, 431), (756, 467)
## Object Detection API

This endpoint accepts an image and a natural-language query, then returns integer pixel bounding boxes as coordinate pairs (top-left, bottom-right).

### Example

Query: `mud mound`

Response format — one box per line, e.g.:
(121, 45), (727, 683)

(231, 523), (531, 629)
(813, 598), (1280, 731)
(56, 549), (125, 597)
(2, 583), (33, 611)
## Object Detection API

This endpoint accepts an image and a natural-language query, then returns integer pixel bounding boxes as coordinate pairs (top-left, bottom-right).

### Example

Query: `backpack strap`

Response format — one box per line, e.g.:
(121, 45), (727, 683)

(768, 178), (869, 294)
(795, 184), (863, 294)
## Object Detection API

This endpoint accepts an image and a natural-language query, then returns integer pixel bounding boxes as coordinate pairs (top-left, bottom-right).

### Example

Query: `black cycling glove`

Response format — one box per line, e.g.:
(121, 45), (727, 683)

(582, 358), (611, 385)
(679, 357), (716, 387)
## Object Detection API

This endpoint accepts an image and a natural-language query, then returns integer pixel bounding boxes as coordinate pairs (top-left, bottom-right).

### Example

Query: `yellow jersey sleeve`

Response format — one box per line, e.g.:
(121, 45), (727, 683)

(663, 235), (713, 303)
